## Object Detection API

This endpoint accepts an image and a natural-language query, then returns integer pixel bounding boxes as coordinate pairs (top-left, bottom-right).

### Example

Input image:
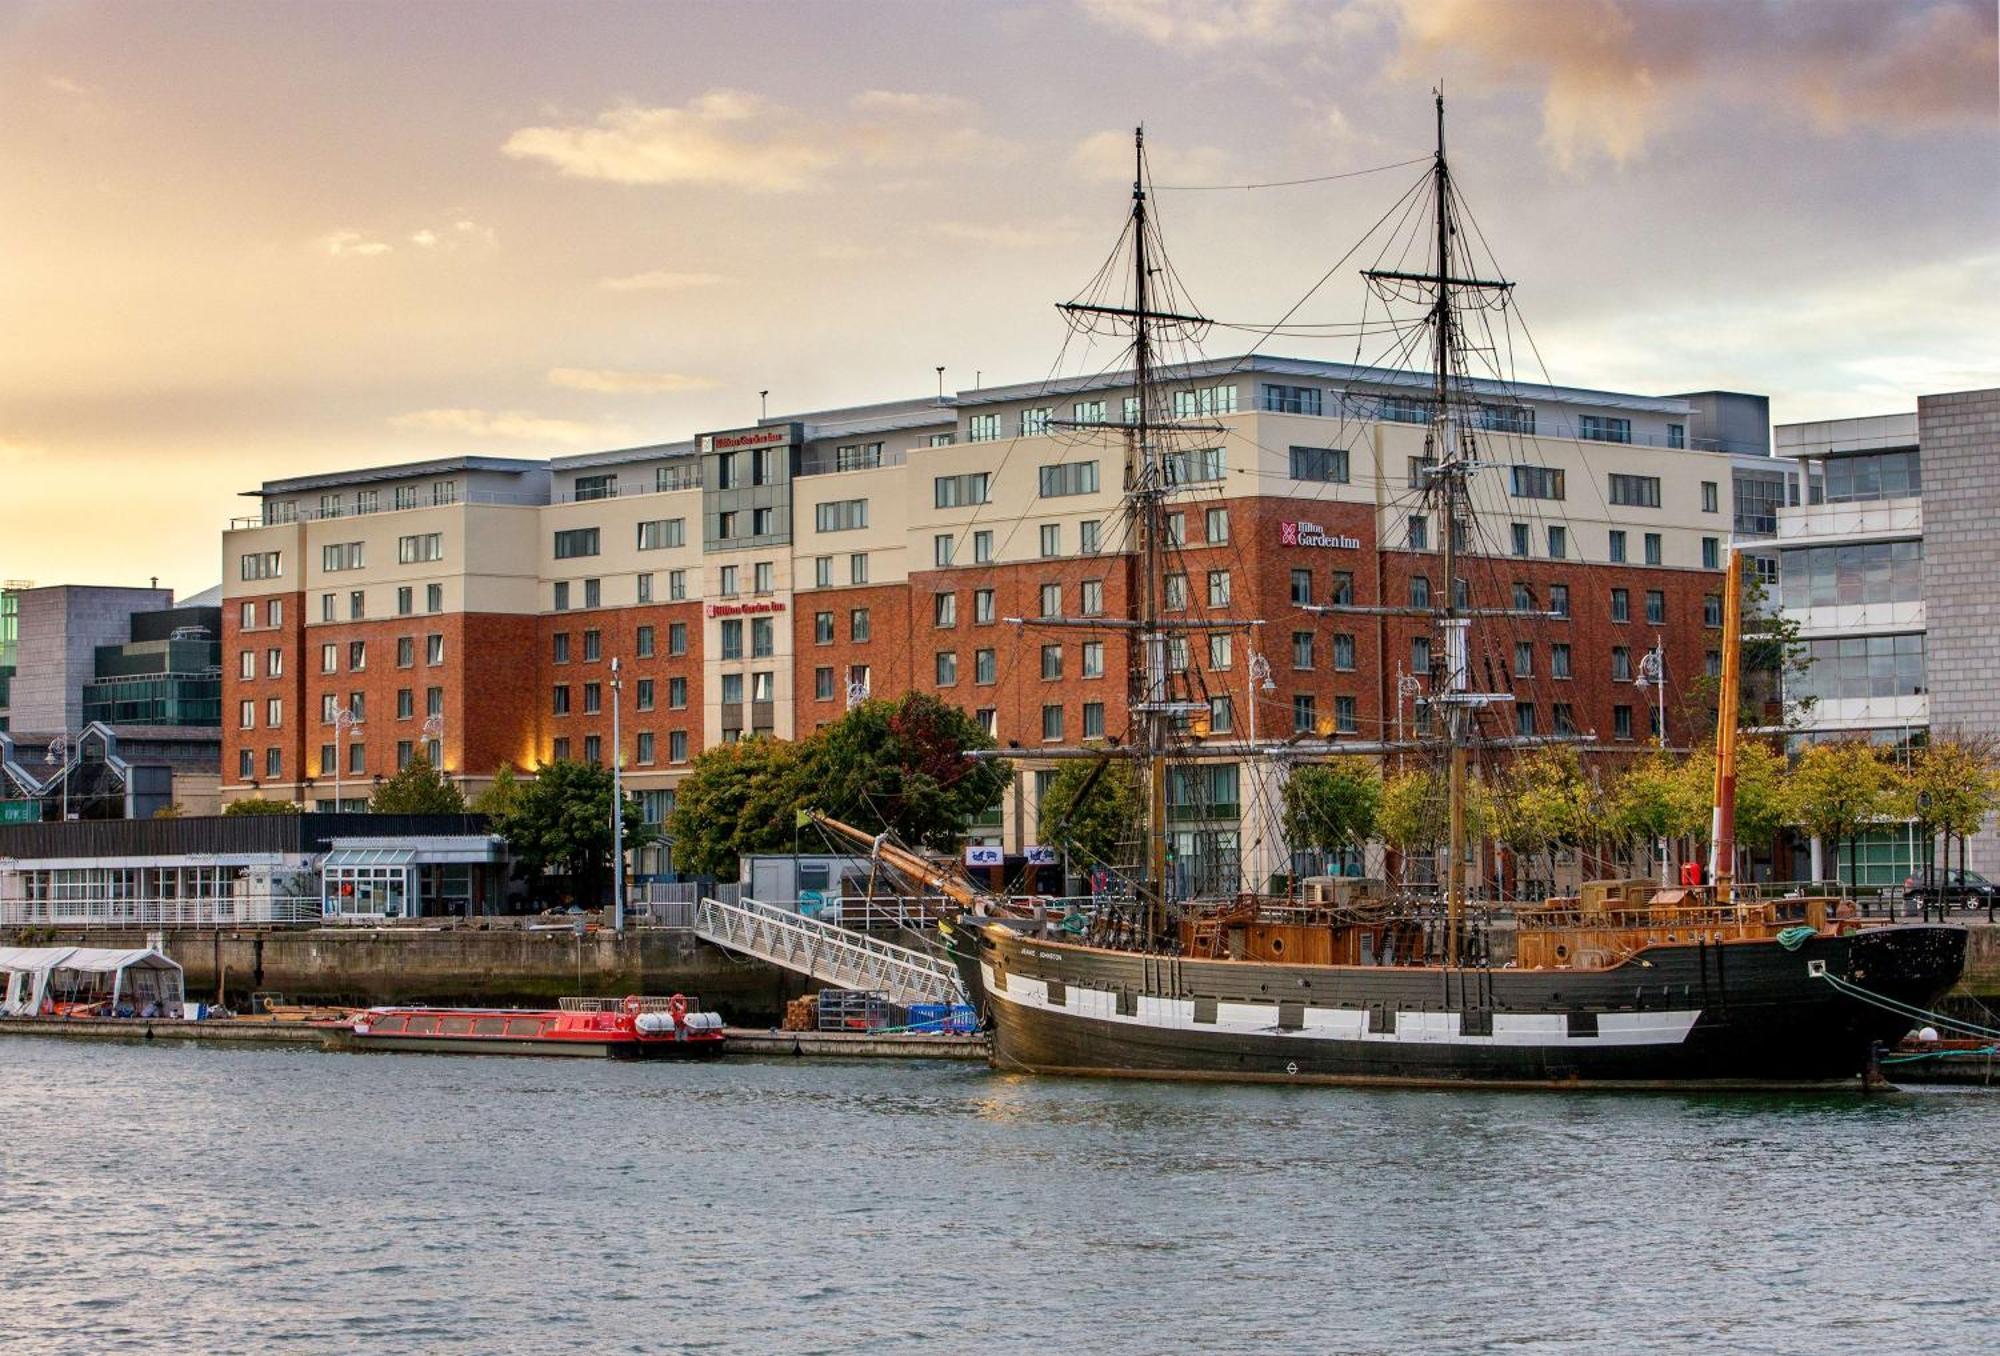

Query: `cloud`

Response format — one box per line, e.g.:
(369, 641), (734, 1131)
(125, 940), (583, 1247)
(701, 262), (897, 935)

(317, 229), (393, 258)
(1078, 0), (1313, 50)
(409, 220), (498, 251)
(1393, 0), (1998, 170)
(46, 76), (94, 97)
(930, 220), (1087, 250)
(598, 269), (731, 292)
(502, 87), (1012, 190)
(388, 408), (624, 446)
(1069, 129), (1233, 184)
(546, 368), (719, 395)
(0, 437), (47, 464)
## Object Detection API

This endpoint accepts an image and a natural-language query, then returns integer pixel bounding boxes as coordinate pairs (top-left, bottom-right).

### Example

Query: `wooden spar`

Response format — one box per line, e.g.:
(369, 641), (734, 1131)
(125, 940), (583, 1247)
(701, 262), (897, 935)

(807, 811), (988, 911)
(1708, 549), (1745, 902)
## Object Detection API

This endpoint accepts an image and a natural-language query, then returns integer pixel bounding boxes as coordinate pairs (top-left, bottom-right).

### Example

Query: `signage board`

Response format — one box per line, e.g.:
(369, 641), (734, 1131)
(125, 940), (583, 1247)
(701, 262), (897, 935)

(1023, 845), (1058, 865)
(706, 600), (788, 619)
(1280, 519), (1361, 550)
(965, 845), (1004, 868)
(0, 800), (38, 825)
(699, 423), (800, 454)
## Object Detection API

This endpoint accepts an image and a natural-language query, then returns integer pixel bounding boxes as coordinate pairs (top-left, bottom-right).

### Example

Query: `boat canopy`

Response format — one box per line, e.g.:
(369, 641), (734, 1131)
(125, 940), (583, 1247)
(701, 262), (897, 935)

(0, 945), (186, 1017)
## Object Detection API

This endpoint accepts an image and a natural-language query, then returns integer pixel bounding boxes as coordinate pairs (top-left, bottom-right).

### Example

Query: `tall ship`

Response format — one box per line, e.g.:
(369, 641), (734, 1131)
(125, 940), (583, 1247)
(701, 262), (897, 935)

(823, 98), (1965, 1088)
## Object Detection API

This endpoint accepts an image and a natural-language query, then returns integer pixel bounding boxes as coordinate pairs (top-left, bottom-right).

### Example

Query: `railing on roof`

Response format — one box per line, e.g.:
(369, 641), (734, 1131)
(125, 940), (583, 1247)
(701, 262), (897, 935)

(795, 444), (911, 477)
(229, 489), (548, 531)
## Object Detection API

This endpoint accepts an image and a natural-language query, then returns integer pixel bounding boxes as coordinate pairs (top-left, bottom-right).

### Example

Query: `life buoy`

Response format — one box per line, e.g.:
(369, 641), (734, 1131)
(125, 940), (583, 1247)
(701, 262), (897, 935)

(668, 993), (689, 1028)
(621, 994), (644, 1021)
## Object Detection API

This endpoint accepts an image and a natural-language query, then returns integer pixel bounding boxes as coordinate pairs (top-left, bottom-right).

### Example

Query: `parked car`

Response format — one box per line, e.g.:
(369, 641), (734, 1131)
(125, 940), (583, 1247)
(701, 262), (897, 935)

(1903, 869), (1998, 911)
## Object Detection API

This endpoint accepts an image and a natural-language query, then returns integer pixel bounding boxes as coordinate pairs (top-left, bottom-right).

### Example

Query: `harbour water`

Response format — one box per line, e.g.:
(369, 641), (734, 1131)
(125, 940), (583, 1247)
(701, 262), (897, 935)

(2, 1041), (1995, 1355)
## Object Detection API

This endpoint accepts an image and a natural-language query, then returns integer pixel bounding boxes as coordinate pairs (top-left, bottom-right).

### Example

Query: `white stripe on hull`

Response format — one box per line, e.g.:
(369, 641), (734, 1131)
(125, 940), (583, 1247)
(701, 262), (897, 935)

(982, 963), (1699, 1048)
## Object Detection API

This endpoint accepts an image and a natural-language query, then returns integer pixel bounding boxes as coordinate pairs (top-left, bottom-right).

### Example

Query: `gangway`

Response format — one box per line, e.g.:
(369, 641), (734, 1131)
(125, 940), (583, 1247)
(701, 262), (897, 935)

(693, 896), (963, 1006)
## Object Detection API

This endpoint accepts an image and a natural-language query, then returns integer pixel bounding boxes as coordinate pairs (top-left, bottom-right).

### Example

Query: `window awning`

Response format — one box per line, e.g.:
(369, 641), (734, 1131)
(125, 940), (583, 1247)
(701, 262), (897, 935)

(323, 847), (417, 868)
(322, 836), (504, 868)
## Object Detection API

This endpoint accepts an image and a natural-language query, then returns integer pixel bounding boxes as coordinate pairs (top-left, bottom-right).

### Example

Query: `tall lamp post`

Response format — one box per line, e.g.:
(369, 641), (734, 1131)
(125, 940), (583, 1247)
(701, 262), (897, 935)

(421, 712), (445, 771)
(331, 703), (364, 812)
(609, 655), (625, 934)
(43, 733), (74, 821)
(1244, 646), (1276, 890)
(1634, 639), (1668, 885)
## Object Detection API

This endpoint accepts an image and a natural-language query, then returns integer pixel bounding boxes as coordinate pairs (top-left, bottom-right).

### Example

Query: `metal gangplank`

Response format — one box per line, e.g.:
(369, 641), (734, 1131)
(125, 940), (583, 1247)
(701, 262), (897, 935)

(693, 896), (964, 1006)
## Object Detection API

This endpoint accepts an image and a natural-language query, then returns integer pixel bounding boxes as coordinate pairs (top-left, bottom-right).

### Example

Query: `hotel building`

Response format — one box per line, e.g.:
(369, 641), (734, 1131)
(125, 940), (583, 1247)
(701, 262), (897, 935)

(220, 356), (1758, 887)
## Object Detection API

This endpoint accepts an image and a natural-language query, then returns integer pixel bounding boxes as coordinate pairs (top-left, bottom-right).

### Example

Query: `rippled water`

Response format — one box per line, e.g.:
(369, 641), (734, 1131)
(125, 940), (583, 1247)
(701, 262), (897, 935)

(1, 1039), (1995, 1355)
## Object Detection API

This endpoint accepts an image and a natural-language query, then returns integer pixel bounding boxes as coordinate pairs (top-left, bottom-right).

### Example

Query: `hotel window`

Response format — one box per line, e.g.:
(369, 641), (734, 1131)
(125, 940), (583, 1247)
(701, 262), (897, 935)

(397, 533), (443, 564)
(1608, 473), (1661, 507)
(1037, 461), (1099, 498)
(1073, 399), (1106, 424)
(1208, 695), (1234, 733)
(754, 561), (774, 594)
(321, 541), (364, 572)
(1263, 383), (1322, 415)
(583, 682), (602, 715)
(1644, 533), (1662, 566)
(968, 413), (1001, 442)
(1581, 415), (1633, 444)
(1082, 641), (1105, 679)
(427, 583), (443, 613)
(1330, 571), (1354, 606)
(1411, 636), (1432, 673)
(583, 578), (600, 609)
(1196, 570), (1225, 609)
(391, 485), (418, 510)
(973, 530), (994, 564)
(635, 678), (655, 711)
(716, 510), (738, 541)
(1407, 515), (1429, 550)
(1547, 525), (1567, 559)
(1173, 384), (1237, 417)
(670, 569), (690, 602)
(1668, 423), (1687, 449)
(1040, 524), (1061, 558)
(396, 586), (414, 617)
(551, 738), (570, 761)
(668, 622), (687, 655)
(1203, 508), (1228, 545)
(1550, 583), (1570, 617)
(751, 617), (774, 658)
(753, 447), (778, 485)
(1609, 530), (1627, 564)
(668, 677), (687, 708)
(1613, 705), (1634, 740)
(634, 732), (655, 766)
(1410, 575), (1431, 609)
(1164, 573), (1188, 610)
(395, 740), (413, 772)
(269, 599), (283, 626)
(1701, 481), (1719, 514)
(1702, 537), (1720, 569)
(751, 671), (774, 703)
(573, 474), (616, 502)
(1288, 446), (1352, 484)
(1509, 466), (1565, 500)
(240, 551), (282, 581)
(1165, 512), (1185, 547)
(1516, 703), (1537, 736)
(553, 528), (599, 559)
(583, 629), (602, 662)
(1480, 404), (1535, 434)
(1164, 447), (1225, 485)
(1505, 522), (1527, 558)
(974, 589), (996, 624)
(637, 573), (653, 604)
(975, 708), (997, 738)
(834, 441), (882, 471)
(934, 472), (989, 508)
(265, 746), (282, 778)
(718, 565), (739, 596)
(1706, 650), (1722, 678)
(320, 593), (335, 622)
(397, 689), (414, 719)
(320, 643), (337, 674)
(1704, 594), (1722, 627)
(975, 649), (997, 684)
(850, 608), (871, 642)
(240, 601), (257, 630)
(815, 499), (868, 532)
(929, 432), (956, 447)
(637, 518), (685, 550)
(349, 590), (365, 620)
(931, 535), (955, 568)
(1041, 704), (1064, 741)
(1380, 395), (1432, 425)
(1333, 634), (1356, 671)
(1040, 645), (1063, 680)
(936, 651), (959, 686)
(1081, 702), (1105, 739)
(815, 667), (835, 701)
(426, 686), (443, 717)
(347, 743), (364, 775)
(582, 735), (601, 766)
(1081, 579), (1104, 616)
(1204, 633), (1232, 672)
(1021, 407), (1053, 436)
(1551, 643), (1572, 679)
(239, 650), (255, 680)
(348, 640), (366, 671)
(815, 611), (835, 644)
(1514, 641), (1534, 678)
(1292, 694), (1317, 733)
(1292, 631), (1314, 669)
(267, 649), (283, 677)
(425, 634), (444, 664)
(670, 731), (689, 763)
(720, 620), (743, 660)
(1122, 395), (1141, 424)
(1040, 583), (1062, 617)
(318, 744), (335, 775)
(1610, 589), (1630, 623)
(934, 592), (957, 627)
(239, 699), (255, 730)
(1646, 590), (1666, 625)
(1334, 695), (1358, 734)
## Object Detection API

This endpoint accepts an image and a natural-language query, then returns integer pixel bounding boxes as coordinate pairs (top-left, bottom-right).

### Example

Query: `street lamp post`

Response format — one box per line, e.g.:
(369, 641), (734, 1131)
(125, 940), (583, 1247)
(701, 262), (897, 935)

(1634, 638), (1668, 886)
(609, 656), (625, 934)
(331, 703), (363, 812)
(43, 734), (72, 822)
(421, 712), (445, 771)
(1244, 647), (1276, 890)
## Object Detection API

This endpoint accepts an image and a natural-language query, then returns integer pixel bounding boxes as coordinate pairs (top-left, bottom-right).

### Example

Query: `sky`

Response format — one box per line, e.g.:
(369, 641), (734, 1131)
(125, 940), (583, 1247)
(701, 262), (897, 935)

(0, 0), (1994, 596)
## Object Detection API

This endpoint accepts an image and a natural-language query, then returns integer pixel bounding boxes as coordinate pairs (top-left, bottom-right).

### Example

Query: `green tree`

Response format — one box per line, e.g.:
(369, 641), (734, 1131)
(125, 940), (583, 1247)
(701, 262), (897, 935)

(1606, 753), (1706, 872)
(472, 764), (523, 820)
(1490, 745), (1596, 889)
(1784, 740), (1899, 886)
(666, 737), (813, 880)
(1675, 741), (1788, 872)
(1037, 754), (1143, 868)
(491, 759), (658, 904)
(1280, 761), (1382, 863)
(805, 692), (1011, 850)
(1903, 735), (2000, 890)
(223, 797), (301, 816)
(366, 754), (467, 814)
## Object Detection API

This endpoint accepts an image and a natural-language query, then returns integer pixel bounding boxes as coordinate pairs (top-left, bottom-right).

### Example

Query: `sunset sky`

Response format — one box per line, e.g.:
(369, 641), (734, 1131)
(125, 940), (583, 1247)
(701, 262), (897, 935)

(1, 0), (1994, 596)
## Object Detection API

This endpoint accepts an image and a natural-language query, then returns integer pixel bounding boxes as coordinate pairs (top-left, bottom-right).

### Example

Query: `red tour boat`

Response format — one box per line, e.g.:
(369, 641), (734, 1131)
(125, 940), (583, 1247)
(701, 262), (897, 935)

(349, 994), (725, 1059)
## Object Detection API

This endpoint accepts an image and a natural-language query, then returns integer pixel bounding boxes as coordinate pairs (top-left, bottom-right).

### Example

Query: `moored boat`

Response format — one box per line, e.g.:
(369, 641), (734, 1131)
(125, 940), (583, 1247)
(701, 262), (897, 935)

(349, 994), (724, 1060)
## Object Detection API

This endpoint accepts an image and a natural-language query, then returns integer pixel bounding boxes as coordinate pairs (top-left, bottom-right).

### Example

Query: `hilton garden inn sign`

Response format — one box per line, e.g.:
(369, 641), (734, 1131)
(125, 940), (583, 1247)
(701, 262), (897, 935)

(1280, 520), (1361, 550)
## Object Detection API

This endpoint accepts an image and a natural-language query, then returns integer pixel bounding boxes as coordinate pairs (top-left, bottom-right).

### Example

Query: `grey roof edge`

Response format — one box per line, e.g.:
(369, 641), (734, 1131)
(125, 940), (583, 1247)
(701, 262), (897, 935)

(550, 439), (700, 472)
(248, 456), (549, 497)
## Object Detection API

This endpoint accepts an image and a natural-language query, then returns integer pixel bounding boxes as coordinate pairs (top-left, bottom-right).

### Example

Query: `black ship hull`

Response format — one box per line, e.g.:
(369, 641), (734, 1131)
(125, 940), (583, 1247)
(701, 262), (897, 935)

(972, 922), (1966, 1089)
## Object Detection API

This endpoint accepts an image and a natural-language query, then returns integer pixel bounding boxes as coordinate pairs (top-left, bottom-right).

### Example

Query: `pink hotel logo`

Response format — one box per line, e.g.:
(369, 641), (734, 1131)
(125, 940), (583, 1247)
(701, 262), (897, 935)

(1281, 520), (1361, 550)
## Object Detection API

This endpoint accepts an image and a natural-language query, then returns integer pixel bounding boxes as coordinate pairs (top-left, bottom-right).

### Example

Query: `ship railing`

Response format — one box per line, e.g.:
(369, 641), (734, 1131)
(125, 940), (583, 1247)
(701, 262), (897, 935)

(557, 995), (702, 1013)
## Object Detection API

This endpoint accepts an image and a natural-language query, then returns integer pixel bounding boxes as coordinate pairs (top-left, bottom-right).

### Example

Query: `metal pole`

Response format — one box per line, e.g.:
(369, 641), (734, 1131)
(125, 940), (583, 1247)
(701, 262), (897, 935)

(610, 656), (625, 934)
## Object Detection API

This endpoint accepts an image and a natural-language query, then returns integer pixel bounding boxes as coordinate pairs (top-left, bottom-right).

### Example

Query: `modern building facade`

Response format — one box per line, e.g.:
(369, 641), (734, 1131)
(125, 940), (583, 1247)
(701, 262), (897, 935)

(221, 356), (1752, 887)
(1773, 387), (2000, 882)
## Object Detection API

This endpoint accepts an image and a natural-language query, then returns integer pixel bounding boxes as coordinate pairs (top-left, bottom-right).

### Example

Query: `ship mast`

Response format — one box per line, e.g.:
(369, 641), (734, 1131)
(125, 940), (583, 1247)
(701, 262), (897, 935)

(1129, 128), (1173, 942)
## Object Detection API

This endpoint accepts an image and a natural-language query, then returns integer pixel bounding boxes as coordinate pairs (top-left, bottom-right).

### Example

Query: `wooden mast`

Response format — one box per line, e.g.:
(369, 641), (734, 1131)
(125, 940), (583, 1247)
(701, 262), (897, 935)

(1709, 549), (1745, 902)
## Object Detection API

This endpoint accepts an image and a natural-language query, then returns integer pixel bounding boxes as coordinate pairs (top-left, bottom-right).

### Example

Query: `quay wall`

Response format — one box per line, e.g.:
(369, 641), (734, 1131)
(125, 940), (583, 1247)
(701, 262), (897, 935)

(1, 926), (808, 1023)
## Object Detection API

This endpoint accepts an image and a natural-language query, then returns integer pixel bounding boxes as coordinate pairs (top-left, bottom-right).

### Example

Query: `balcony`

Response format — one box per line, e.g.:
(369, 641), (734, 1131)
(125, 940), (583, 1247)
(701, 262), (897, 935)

(1775, 497), (1922, 545)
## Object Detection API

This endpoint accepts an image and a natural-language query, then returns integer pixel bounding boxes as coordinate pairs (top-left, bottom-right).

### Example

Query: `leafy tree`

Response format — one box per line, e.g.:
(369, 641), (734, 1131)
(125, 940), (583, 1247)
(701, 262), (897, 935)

(1606, 753), (1706, 872)
(1037, 754), (1143, 868)
(151, 803), (185, 820)
(367, 754), (467, 814)
(1490, 746), (1595, 889)
(1674, 741), (1788, 873)
(472, 764), (523, 821)
(489, 759), (658, 904)
(223, 797), (301, 816)
(1784, 740), (1899, 886)
(1681, 567), (1816, 733)
(667, 737), (813, 880)
(1280, 761), (1382, 862)
(805, 692), (1011, 850)
(1903, 735), (2000, 889)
